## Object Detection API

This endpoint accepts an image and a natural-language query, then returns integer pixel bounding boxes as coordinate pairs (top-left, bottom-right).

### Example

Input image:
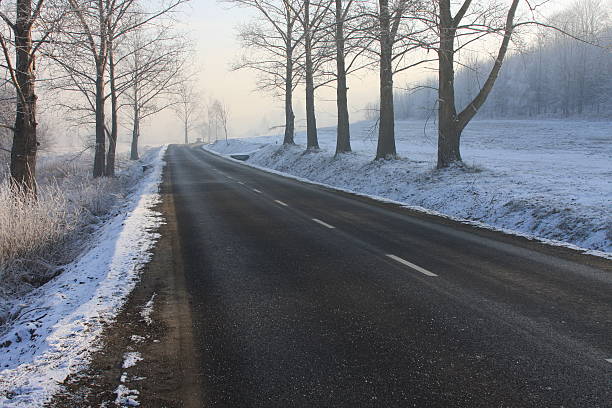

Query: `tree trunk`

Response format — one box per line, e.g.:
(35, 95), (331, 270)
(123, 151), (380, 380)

(10, 0), (38, 193)
(437, 0), (519, 169)
(130, 59), (140, 160)
(304, 0), (319, 150)
(184, 118), (188, 144)
(93, 69), (106, 177)
(106, 44), (118, 177)
(334, 0), (351, 155)
(376, 0), (396, 160)
(437, 0), (461, 168)
(283, 45), (295, 145)
(106, 127), (116, 176)
(130, 113), (140, 160)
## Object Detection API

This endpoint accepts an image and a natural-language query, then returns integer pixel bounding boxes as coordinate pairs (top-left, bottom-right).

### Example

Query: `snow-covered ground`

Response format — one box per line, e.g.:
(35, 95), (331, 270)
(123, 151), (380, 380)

(0, 146), (167, 407)
(207, 120), (611, 255)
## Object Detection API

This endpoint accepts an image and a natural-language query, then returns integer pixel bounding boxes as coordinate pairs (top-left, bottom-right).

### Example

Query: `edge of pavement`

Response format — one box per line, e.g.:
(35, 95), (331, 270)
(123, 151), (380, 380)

(48, 159), (203, 408)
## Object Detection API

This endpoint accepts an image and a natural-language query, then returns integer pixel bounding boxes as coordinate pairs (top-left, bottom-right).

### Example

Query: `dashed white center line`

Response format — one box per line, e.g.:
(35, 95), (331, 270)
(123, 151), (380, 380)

(237, 181), (245, 185)
(274, 200), (289, 207)
(386, 254), (438, 277)
(312, 218), (335, 229)
(252, 188), (263, 194)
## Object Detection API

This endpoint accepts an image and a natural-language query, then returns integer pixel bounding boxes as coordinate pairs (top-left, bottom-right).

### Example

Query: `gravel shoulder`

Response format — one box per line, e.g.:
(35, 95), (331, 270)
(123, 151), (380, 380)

(48, 167), (203, 408)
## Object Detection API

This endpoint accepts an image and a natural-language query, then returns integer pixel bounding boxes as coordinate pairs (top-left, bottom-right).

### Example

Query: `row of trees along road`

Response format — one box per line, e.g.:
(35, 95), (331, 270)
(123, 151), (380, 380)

(0, 0), (190, 194)
(232, 0), (594, 168)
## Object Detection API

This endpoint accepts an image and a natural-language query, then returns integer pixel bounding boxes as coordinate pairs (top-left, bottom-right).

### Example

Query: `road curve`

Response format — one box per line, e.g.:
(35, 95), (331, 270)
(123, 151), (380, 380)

(165, 144), (612, 407)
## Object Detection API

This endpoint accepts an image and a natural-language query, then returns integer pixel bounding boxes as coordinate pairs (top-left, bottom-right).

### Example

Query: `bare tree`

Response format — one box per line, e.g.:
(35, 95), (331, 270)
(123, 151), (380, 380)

(123, 25), (187, 159)
(58, 0), (186, 177)
(106, 33), (120, 176)
(542, 0), (611, 117)
(231, 0), (305, 145)
(396, 0), (611, 121)
(173, 80), (202, 144)
(427, 0), (521, 168)
(332, 0), (353, 154)
(331, 0), (373, 154)
(206, 102), (216, 142)
(0, 0), (56, 192)
(360, 0), (430, 159)
(292, 0), (333, 150)
(105, 3), (186, 174)
(211, 99), (230, 144)
(60, 0), (112, 177)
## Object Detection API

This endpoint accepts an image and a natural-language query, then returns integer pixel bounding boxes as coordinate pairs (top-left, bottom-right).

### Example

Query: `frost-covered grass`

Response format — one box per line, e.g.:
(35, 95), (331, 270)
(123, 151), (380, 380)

(207, 119), (612, 254)
(0, 183), (76, 286)
(0, 152), (147, 327)
(0, 146), (166, 407)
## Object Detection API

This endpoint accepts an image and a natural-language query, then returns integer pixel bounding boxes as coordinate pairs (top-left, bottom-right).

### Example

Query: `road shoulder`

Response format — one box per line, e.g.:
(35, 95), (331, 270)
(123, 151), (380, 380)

(48, 167), (202, 408)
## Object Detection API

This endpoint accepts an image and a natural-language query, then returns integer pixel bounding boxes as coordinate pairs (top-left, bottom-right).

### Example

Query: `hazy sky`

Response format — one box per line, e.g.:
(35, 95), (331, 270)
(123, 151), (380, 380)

(98, 0), (583, 147)
(143, 0), (388, 145)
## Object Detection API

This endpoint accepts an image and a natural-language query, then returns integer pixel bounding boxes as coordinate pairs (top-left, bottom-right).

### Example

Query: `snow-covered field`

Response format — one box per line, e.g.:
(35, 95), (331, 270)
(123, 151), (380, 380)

(207, 120), (611, 255)
(0, 146), (167, 407)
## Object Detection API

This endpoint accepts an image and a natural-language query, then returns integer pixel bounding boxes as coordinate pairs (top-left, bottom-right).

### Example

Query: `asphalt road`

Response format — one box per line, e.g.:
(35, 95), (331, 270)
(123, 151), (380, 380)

(165, 144), (612, 407)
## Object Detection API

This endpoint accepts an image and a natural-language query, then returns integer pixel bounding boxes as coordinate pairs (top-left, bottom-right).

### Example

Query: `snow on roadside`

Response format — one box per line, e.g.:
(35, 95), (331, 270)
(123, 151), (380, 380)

(140, 293), (156, 326)
(0, 146), (167, 407)
(115, 335), (147, 406)
(121, 352), (143, 369)
(205, 120), (611, 255)
(114, 384), (140, 407)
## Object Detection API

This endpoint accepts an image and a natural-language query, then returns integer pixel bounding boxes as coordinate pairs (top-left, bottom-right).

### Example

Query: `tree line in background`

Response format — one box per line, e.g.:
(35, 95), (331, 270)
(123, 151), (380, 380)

(0, 0), (191, 194)
(233, 0), (609, 168)
(171, 83), (231, 146)
(395, 0), (612, 120)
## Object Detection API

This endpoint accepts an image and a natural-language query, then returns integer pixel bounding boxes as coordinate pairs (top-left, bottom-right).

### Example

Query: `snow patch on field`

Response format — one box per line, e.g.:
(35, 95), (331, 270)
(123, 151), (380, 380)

(207, 120), (611, 254)
(0, 146), (167, 407)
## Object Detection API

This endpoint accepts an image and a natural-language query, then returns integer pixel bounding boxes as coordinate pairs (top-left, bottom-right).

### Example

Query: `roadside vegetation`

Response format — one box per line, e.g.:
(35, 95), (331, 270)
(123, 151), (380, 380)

(0, 0), (190, 329)
(0, 153), (147, 327)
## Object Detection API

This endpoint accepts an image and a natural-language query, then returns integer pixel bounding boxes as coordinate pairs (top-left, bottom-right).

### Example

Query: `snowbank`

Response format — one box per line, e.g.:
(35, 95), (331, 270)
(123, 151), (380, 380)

(206, 120), (611, 255)
(0, 146), (167, 407)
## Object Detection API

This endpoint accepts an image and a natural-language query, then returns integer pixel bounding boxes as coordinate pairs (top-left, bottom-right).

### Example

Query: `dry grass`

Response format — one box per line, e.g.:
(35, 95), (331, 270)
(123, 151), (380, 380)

(0, 151), (145, 324)
(0, 182), (77, 281)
